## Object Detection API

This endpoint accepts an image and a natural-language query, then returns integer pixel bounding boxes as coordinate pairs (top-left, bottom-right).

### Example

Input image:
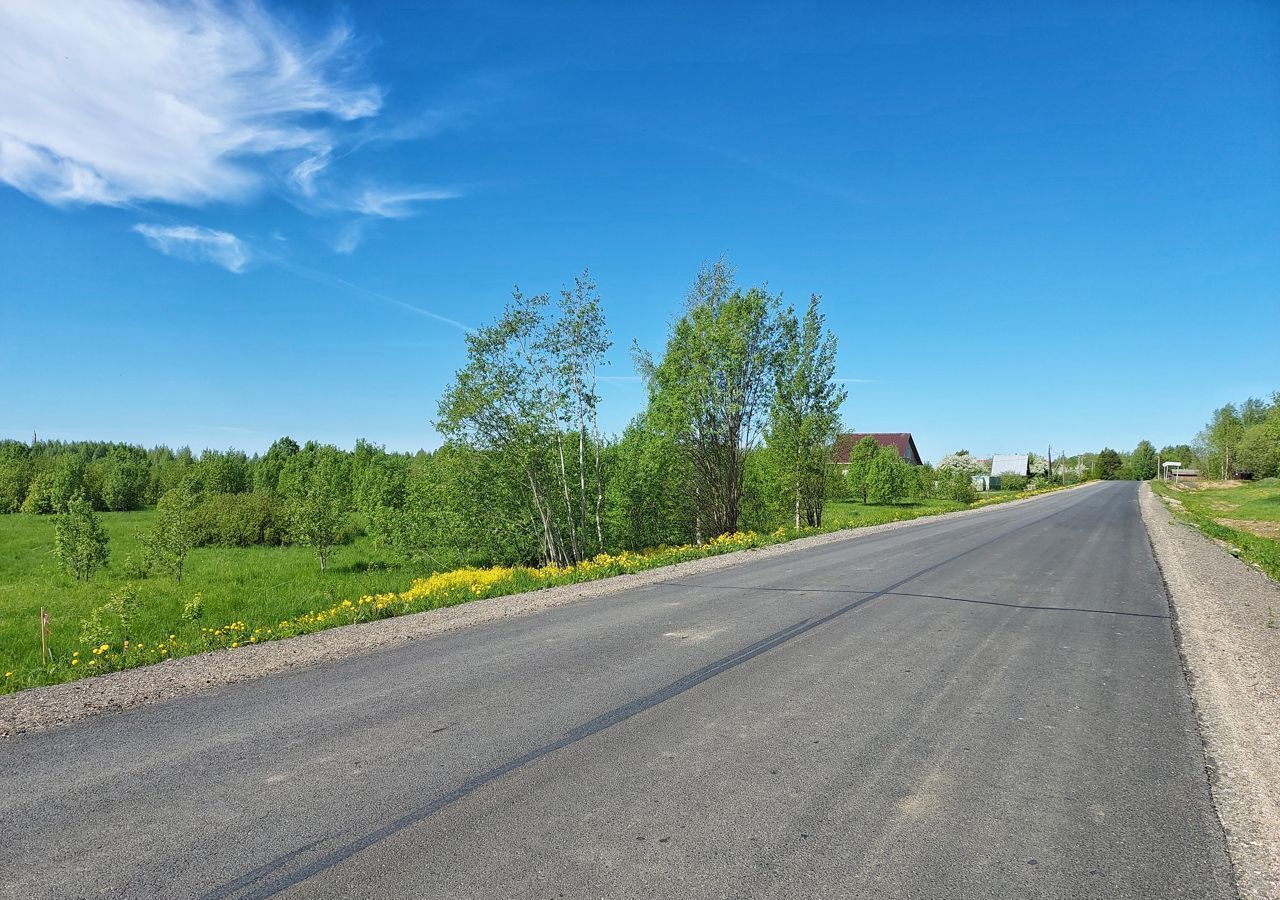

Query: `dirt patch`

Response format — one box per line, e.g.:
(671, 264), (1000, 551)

(1218, 518), (1280, 541)
(1142, 484), (1280, 900)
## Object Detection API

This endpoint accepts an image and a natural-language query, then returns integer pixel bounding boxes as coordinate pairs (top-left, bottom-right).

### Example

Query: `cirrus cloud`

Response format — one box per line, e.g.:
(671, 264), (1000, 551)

(133, 224), (251, 272)
(0, 0), (381, 207)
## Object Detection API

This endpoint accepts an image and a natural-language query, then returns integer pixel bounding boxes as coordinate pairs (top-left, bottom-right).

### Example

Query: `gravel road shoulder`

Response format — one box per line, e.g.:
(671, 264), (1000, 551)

(0, 486), (1085, 740)
(1142, 482), (1280, 900)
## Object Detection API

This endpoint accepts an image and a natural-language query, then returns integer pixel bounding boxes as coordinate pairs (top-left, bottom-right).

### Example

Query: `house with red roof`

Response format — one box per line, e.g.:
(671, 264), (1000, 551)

(833, 433), (923, 466)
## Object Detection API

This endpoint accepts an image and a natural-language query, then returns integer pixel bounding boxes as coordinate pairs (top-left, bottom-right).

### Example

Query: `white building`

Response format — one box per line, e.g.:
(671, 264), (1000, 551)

(991, 453), (1028, 477)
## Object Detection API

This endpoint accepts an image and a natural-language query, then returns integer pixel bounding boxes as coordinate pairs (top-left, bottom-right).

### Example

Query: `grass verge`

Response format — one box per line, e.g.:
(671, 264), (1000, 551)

(1151, 478), (1280, 582)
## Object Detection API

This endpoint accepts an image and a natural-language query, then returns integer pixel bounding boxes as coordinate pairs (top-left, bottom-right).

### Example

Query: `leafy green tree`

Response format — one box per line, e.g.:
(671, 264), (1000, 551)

(844, 436), (880, 505)
(146, 484), (199, 583)
(767, 296), (847, 527)
(438, 272), (611, 566)
(1240, 396), (1271, 428)
(253, 436), (300, 494)
(0, 442), (31, 513)
(606, 413), (695, 550)
(1237, 422), (1280, 478)
(101, 445), (149, 510)
(196, 449), (251, 494)
(636, 260), (780, 541)
(1129, 440), (1158, 481)
(48, 456), (87, 511)
(1201, 404), (1245, 479)
(350, 439), (408, 544)
(911, 462), (937, 499)
(281, 446), (351, 571)
(391, 445), (535, 567)
(1094, 448), (1123, 480)
(1159, 444), (1198, 470)
(148, 446), (194, 501)
(867, 445), (910, 505)
(54, 494), (110, 580)
(21, 470), (55, 514)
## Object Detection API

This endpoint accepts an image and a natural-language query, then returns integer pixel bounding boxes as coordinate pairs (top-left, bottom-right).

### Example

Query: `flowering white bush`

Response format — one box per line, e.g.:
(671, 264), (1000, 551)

(938, 452), (987, 476)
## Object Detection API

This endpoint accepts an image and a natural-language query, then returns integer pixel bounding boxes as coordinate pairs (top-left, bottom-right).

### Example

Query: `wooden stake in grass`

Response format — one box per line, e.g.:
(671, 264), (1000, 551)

(39, 607), (50, 664)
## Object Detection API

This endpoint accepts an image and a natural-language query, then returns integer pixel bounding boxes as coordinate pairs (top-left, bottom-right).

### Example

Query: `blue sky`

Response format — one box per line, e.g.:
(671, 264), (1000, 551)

(1, 1), (1276, 463)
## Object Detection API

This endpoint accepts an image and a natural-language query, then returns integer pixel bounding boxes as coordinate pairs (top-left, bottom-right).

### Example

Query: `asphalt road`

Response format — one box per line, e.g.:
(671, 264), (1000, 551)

(0, 482), (1235, 899)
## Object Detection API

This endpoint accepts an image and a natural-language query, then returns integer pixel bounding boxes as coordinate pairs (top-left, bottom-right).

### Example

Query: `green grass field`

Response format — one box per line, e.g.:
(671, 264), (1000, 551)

(0, 483), (1068, 694)
(1152, 477), (1280, 582)
(0, 511), (445, 685)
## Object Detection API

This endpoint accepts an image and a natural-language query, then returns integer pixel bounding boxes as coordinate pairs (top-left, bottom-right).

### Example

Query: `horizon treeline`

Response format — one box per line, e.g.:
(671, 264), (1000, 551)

(20, 261), (1239, 570)
(1087, 392), (1280, 482)
(0, 263), (869, 568)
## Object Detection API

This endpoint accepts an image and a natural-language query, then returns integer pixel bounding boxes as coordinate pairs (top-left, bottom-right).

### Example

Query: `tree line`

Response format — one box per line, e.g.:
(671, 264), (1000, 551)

(7, 261), (1110, 577)
(1193, 393), (1280, 480)
(1070, 392), (1278, 483)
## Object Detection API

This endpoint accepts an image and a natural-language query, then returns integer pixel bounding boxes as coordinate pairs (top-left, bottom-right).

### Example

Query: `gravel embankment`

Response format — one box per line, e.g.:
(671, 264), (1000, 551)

(0, 487), (1084, 740)
(1142, 483), (1280, 900)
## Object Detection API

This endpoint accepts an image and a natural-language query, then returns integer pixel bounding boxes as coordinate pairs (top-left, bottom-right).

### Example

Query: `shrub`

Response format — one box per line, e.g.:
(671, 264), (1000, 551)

(867, 447), (911, 505)
(181, 593), (204, 622)
(20, 471), (55, 514)
(1001, 474), (1028, 491)
(78, 584), (140, 647)
(190, 492), (289, 547)
(78, 605), (114, 648)
(945, 470), (977, 503)
(54, 494), (110, 580)
(146, 485), (199, 582)
(119, 551), (152, 580)
(281, 446), (354, 571)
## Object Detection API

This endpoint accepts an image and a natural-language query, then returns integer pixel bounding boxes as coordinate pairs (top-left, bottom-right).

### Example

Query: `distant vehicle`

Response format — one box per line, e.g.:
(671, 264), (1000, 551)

(1233, 471), (1255, 481)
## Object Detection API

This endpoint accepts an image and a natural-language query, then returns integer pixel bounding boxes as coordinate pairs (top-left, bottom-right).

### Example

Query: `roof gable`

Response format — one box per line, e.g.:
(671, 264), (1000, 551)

(833, 432), (921, 464)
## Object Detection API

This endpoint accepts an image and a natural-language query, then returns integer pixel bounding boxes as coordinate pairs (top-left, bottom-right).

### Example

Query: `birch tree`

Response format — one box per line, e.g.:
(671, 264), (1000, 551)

(767, 296), (846, 527)
(437, 273), (610, 567)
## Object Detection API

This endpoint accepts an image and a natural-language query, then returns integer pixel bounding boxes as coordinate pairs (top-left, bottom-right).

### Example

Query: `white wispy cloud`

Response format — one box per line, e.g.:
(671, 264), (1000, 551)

(333, 219), (371, 255)
(0, 0), (380, 207)
(330, 186), (459, 254)
(352, 188), (461, 219)
(133, 224), (250, 272)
